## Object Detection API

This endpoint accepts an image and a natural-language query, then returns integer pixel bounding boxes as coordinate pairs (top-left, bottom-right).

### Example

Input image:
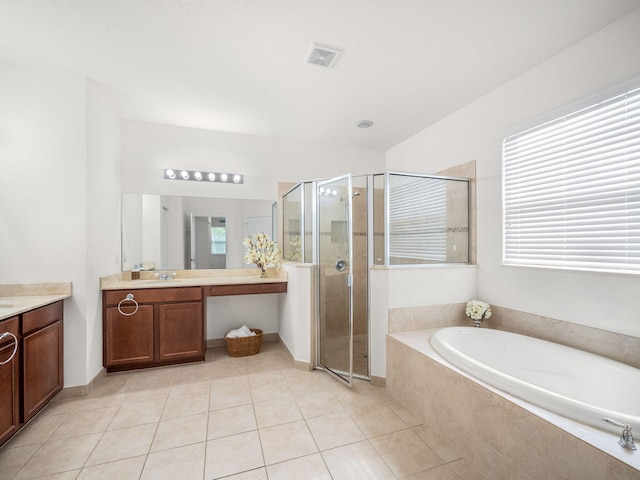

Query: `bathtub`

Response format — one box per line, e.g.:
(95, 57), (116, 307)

(430, 327), (640, 434)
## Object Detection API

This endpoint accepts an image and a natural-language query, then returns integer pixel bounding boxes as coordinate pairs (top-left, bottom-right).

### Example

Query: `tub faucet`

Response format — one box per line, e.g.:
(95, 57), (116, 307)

(602, 417), (637, 450)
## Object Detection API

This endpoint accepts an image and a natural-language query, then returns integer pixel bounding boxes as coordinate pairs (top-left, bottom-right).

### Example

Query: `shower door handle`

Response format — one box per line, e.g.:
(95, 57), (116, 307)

(335, 259), (347, 272)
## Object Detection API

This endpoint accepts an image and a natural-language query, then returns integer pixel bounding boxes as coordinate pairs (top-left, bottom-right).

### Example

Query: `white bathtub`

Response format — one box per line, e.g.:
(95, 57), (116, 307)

(430, 327), (640, 434)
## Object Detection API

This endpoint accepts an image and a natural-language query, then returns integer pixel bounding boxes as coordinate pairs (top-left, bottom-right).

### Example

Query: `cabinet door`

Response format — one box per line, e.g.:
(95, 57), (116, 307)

(105, 305), (154, 367)
(23, 320), (63, 422)
(0, 317), (20, 446)
(158, 302), (204, 361)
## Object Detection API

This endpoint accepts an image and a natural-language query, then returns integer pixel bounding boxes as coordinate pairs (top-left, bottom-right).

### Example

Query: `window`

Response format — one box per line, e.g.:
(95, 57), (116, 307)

(503, 85), (640, 274)
(210, 225), (226, 254)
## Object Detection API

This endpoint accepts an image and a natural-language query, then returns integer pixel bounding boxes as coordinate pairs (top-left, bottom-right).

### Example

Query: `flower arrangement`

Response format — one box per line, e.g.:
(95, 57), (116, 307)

(243, 233), (280, 278)
(465, 299), (492, 327)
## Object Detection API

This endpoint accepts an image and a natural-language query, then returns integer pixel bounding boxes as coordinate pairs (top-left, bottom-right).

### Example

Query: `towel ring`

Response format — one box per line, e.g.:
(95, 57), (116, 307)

(117, 293), (139, 316)
(0, 332), (18, 365)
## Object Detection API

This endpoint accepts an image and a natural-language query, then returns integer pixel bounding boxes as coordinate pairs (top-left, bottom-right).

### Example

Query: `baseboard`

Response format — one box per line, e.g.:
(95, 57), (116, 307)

(277, 334), (312, 371)
(370, 375), (386, 388)
(58, 367), (107, 399)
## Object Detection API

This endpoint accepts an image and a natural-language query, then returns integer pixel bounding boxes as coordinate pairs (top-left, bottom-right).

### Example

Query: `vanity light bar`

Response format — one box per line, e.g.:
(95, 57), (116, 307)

(164, 169), (243, 184)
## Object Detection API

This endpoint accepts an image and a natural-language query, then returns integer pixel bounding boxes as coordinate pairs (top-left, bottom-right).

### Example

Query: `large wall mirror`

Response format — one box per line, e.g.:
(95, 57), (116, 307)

(122, 193), (276, 272)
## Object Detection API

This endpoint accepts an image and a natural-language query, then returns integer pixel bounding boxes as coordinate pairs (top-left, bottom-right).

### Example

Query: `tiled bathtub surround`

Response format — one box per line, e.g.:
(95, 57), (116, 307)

(387, 331), (640, 480)
(389, 303), (640, 369)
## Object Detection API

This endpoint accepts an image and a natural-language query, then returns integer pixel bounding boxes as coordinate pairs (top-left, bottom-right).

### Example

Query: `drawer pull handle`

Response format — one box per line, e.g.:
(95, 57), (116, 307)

(0, 331), (18, 365)
(117, 294), (139, 316)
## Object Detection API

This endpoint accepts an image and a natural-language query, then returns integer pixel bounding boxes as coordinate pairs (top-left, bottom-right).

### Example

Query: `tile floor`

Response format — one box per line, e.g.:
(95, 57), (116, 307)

(0, 342), (486, 480)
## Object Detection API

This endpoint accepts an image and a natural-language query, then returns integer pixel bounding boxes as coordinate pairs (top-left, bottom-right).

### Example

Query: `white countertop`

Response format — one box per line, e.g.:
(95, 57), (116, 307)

(0, 283), (72, 321)
(100, 268), (287, 291)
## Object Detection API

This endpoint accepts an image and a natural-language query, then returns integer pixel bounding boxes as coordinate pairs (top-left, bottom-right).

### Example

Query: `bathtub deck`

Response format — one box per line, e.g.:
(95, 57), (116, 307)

(387, 329), (640, 478)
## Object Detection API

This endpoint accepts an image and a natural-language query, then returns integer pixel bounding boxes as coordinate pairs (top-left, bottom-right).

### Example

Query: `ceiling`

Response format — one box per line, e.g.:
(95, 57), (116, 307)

(1, 0), (639, 151)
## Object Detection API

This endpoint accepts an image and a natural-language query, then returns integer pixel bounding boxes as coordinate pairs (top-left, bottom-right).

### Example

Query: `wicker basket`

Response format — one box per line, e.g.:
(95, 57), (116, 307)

(225, 329), (263, 357)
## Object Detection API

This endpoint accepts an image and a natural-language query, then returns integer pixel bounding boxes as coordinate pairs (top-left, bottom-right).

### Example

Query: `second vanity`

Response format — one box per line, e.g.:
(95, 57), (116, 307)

(100, 269), (287, 372)
(0, 283), (71, 447)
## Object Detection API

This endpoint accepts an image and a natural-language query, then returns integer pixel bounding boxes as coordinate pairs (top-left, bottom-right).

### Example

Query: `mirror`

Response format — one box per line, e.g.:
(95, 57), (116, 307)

(122, 194), (275, 271)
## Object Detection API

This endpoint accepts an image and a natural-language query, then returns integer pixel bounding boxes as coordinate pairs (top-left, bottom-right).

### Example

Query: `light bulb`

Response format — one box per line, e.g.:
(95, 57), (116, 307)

(221, 173), (228, 182)
(166, 169), (176, 179)
(181, 170), (189, 180)
(194, 172), (202, 181)
(208, 173), (216, 181)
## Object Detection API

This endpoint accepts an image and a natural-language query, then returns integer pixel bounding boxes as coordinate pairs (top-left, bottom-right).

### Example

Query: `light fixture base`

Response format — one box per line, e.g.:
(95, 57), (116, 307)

(164, 169), (243, 184)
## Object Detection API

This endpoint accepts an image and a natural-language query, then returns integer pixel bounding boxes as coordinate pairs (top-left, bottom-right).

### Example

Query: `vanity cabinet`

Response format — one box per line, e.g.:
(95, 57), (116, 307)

(0, 299), (65, 447)
(104, 304), (154, 367)
(103, 287), (205, 372)
(21, 301), (64, 422)
(0, 316), (20, 446)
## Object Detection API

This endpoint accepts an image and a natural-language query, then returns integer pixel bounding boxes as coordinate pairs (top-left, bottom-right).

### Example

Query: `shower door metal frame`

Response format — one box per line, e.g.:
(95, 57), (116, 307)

(315, 173), (354, 388)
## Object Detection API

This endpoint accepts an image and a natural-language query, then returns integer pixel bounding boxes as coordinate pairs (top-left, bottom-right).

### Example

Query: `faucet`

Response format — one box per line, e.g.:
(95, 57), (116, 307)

(603, 418), (637, 450)
(155, 272), (176, 281)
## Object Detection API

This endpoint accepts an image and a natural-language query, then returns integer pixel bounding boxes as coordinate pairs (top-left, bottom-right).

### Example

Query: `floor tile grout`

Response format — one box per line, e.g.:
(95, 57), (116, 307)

(0, 343), (478, 480)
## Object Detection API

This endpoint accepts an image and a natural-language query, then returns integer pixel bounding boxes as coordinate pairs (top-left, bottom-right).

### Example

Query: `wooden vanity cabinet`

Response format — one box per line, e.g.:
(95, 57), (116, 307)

(158, 302), (204, 361)
(21, 301), (64, 423)
(0, 316), (20, 446)
(103, 287), (205, 372)
(104, 304), (154, 367)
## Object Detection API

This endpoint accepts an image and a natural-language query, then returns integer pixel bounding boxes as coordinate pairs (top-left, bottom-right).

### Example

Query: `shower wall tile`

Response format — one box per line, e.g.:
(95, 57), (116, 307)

(437, 160), (476, 265)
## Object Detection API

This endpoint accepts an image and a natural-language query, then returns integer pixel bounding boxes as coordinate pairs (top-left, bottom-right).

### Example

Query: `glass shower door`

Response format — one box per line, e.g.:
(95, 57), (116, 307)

(317, 174), (354, 387)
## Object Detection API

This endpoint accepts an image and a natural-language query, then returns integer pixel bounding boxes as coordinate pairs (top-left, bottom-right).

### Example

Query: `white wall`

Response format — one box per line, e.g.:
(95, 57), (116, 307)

(85, 81), (122, 383)
(369, 266), (477, 379)
(0, 63), (121, 387)
(121, 119), (386, 199)
(207, 294), (279, 339)
(278, 263), (312, 365)
(122, 119), (385, 347)
(386, 9), (640, 337)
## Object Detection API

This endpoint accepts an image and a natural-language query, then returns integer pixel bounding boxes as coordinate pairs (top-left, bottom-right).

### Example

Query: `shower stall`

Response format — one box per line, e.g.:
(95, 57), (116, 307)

(282, 172), (470, 387)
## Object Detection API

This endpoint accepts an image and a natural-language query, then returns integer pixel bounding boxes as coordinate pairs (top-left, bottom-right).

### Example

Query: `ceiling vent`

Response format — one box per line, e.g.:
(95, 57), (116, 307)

(304, 44), (343, 68)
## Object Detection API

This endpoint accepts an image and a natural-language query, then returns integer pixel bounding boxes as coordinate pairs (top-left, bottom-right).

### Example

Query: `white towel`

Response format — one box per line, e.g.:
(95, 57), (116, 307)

(237, 325), (253, 337)
(226, 325), (256, 338)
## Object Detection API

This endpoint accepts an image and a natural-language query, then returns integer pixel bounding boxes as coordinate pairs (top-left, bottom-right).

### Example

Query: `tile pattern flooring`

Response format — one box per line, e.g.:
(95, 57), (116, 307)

(0, 342), (485, 480)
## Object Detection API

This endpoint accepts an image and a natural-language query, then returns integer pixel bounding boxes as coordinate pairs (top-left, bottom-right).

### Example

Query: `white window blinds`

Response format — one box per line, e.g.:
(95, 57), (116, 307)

(389, 175), (447, 261)
(502, 85), (640, 273)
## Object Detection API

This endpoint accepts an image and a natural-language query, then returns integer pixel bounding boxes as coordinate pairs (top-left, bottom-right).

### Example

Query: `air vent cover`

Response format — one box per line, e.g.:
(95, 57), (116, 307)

(305, 44), (343, 68)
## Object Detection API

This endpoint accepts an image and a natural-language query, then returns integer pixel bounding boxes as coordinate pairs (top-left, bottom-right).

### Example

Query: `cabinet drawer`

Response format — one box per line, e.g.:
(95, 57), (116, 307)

(22, 301), (63, 335)
(104, 287), (202, 306)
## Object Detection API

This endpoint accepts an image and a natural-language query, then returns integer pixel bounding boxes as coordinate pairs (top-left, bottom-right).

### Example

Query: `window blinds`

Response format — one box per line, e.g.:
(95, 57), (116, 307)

(502, 86), (640, 273)
(389, 175), (447, 261)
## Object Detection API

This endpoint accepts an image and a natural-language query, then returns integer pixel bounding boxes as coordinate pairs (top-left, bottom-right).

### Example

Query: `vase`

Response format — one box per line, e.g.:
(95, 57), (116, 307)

(259, 267), (268, 278)
(473, 318), (483, 327)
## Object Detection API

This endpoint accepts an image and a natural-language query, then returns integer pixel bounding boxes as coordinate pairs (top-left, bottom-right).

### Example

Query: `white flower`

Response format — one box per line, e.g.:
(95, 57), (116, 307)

(243, 233), (280, 270)
(465, 299), (492, 320)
